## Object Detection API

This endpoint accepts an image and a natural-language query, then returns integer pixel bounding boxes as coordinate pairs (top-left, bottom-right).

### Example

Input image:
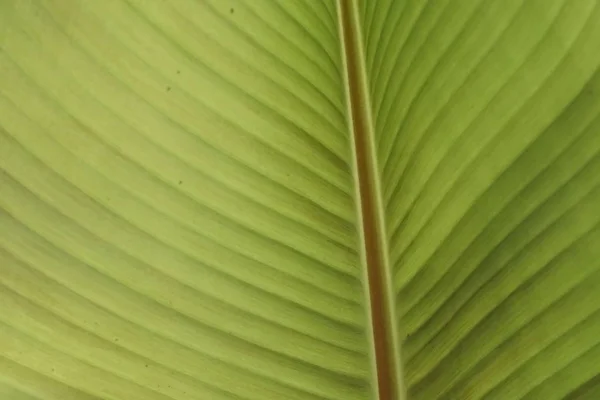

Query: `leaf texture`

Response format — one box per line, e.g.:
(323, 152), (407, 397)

(0, 1), (376, 399)
(2, 0), (600, 399)
(359, 0), (600, 398)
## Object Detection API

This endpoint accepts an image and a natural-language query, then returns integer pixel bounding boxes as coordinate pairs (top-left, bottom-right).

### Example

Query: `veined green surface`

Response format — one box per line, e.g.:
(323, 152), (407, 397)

(0, 1), (374, 399)
(360, 0), (600, 398)
(1, 0), (600, 399)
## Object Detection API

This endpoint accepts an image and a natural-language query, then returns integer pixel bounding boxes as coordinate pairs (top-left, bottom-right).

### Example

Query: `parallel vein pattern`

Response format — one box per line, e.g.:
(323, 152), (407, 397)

(359, 0), (600, 398)
(0, 1), (375, 399)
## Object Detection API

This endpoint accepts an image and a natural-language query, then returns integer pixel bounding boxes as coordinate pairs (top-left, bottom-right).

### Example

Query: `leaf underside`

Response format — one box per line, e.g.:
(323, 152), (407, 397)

(1, 1), (599, 400)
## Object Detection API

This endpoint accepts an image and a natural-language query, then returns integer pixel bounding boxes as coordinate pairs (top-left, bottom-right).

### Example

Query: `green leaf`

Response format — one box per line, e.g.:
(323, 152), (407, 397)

(1, 0), (599, 399)
(361, 0), (600, 398)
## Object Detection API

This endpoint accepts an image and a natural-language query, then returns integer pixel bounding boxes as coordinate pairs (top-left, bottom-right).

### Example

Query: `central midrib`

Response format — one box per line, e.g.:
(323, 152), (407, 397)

(336, 1), (404, 399)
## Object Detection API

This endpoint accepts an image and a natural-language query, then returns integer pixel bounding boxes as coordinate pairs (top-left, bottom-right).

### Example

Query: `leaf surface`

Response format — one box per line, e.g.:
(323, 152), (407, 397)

(2, 1), (600, 399)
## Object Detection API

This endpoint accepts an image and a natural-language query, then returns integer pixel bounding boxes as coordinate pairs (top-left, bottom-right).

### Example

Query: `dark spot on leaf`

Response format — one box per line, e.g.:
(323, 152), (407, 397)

(230, 8), (234, 14)
(585, 86), (596, 97)
(178, 180), (183, 185)
(176, 70), (180, 75)
(166, 86), (171, 92)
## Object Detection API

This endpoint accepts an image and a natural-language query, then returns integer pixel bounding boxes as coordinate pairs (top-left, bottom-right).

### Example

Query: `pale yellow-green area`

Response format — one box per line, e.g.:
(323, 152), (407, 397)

(0, 1), (375, 399)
